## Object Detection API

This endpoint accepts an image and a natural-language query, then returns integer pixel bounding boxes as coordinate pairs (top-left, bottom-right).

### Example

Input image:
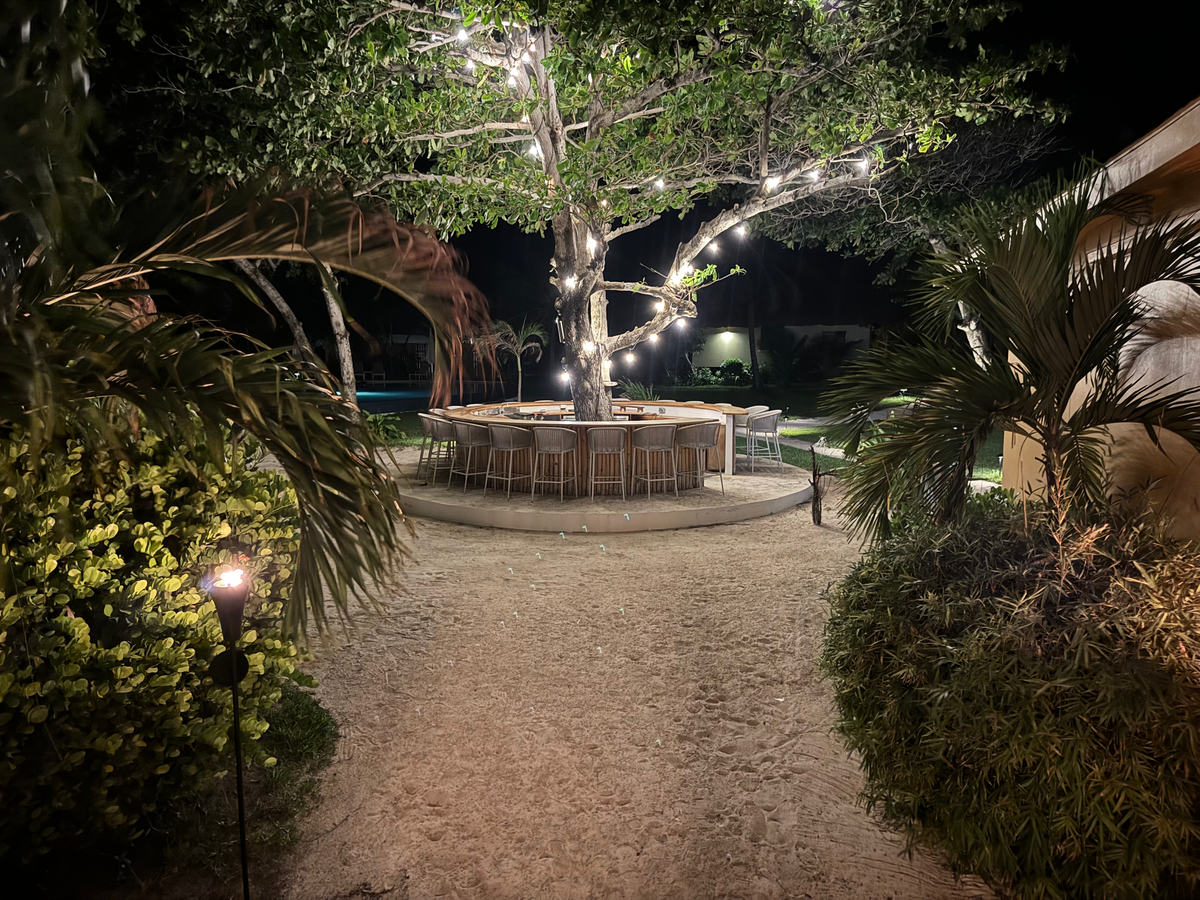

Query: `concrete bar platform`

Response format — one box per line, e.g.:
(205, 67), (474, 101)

(389, 447), (812, 533)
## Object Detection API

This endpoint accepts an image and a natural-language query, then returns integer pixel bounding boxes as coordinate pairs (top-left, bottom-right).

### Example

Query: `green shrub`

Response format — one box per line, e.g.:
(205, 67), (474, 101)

(719, 358), (748, 386)
(0, 426), (306, 862)
(822, 493), (1200, 899)
(364, 412), (407, 446)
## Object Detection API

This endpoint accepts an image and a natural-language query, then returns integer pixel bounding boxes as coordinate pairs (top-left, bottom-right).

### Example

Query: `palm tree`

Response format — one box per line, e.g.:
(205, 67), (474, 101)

(823, 171), (1200, 538)
(484, 319), (548, 402)
(1, 6), (489, 632)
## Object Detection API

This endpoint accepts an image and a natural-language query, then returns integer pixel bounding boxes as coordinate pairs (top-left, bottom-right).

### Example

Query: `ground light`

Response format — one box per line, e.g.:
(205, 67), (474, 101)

(207, 567), (252, 900)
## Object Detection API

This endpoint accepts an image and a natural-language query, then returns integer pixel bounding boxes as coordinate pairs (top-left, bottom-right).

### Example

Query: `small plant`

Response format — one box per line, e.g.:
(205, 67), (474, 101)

(616, 379), (660, 401)
(365, 412), (407, 446)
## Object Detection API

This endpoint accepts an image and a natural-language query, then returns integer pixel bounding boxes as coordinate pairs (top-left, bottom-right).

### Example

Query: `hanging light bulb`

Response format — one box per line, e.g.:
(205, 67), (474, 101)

(465, 59), (475, 72)
(582, 340), (596, 353)
(600, 198), (608, 207)
(654, 300), (665, 311)
(625, 352), (636, 364)
(563, 274), (578, 289)
(457, 28), (469, 42)
(735, 224), (747, 237)
(648, 333), (659, 343)
(654, 178), (665, 190)
(560, 371), (571, 383)
(586, 234), (598, 256)
(675, 318), (687, 328)
(708, 241), (720, 253)
(764, 175), (780, 192)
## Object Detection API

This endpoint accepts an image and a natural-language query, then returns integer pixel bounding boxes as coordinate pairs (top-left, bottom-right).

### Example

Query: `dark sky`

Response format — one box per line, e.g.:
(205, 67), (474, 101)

(450, 0), (1198, 337)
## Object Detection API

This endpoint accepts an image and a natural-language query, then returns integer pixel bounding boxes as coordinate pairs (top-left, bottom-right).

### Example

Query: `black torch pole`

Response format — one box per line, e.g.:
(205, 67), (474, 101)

(231, 674), (251, 900)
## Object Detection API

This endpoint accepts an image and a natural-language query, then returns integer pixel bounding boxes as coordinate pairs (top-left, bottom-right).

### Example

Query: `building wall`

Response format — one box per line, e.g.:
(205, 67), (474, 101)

(692, 325), (871, 369)
(1000, 99), (1200, 536)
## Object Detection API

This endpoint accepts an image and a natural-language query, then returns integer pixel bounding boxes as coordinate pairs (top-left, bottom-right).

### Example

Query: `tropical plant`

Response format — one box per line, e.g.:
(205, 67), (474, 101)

(615, 379), (659, 402)
(1, 2), (489, 632)
(823, 491), (1200, 898)
(96, 0), (1062, 420)
(481, 319), (548, 402)
(823, 172), (1200, 538)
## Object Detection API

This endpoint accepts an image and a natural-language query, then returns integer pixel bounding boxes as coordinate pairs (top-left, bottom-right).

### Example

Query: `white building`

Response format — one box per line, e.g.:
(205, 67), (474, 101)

(692, 325), (871, 370)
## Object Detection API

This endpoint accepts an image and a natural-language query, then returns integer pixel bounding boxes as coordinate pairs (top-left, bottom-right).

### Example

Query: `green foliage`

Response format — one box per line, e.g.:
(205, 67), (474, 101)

(718, 358), (748, 386)
(822, 495), (1200, 898)
(823, 171), (1200, 538)
(616, 379), (659, 402)
(364, 412), (407, 446)
(0, 425), (306, 862)
(2, 7), (490, 632)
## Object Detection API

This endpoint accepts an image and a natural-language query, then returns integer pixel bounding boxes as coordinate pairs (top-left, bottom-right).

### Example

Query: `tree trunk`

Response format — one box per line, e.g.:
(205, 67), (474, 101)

(516, 357), (523, 403)
(923, 226), (990, 370)
(956, 301), (991, 370)
(232, 259), (315, 359)
(555, 214), (613, 421)
(322, 278), (358, 409)
(747, 299), (761, 390)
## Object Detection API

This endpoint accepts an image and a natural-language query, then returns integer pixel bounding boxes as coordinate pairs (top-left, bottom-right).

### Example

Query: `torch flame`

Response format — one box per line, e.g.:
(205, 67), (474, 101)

(214, 568), (245, 589)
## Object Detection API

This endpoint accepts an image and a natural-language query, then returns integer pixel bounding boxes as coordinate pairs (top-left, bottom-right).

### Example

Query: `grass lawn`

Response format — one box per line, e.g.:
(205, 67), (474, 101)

(779, 424), (1004, 483)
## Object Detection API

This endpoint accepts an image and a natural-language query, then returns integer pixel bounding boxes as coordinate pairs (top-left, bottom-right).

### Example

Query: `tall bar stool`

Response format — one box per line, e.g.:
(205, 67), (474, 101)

(449, 421), (491, 492)
(746, 409), (783, 472)
(587, 427), (628, 502)
(733, 404), (769, 472)
(631, 424), (679, 498)
(416, 412), (437, 479)
(485, 423), (533, 499)
(675, 421), (724, 494)
(426, 414), (458, 483)
(532, 426), (578, 501)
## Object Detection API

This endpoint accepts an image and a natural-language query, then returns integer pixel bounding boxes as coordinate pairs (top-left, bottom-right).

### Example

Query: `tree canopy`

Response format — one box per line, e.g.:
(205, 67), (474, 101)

(96, 0), (1063, 417)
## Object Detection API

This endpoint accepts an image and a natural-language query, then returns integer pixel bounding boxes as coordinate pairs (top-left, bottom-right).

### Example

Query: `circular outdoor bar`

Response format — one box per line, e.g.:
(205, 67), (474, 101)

(430, 400), (748, 497)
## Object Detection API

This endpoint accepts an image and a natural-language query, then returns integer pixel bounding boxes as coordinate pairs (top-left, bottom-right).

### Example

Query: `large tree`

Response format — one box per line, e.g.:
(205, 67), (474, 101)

(98, 0), (1061, 419)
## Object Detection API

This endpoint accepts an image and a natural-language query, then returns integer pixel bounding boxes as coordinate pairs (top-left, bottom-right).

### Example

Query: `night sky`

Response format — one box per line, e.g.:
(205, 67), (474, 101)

(450, 0), (1198, 338)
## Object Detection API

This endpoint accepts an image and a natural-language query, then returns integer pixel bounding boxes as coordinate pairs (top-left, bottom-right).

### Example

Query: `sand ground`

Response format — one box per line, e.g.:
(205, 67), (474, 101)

(282, 473), (990, 900)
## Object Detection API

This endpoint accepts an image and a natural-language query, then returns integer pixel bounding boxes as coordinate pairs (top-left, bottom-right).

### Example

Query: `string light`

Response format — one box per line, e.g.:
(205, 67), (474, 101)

(600, 198), (608, 207)
(764, 175), (780, 192)
(586, 234), (598, 255)
(521, 52), (531, 62)
(708, 241), (720, 253)
(582, 340), (596, 353)
(465, 59), (475, 72)
(654, 300), (665, 311)
(857, 157), (870, 173)
(625, 352), (636, 364)
(563, 275), (577, 289)
(528, 143), (541, 157)
(457, 28), (469, 42)
(675, 318), (687, 328)
(654, 178), (665, 190)
(508, 72), (517, 87)
(808, 168), (822, 181)
(560, 371), (571, 382)
(735, 224), (747, 237)
(648, 333), (659, 343)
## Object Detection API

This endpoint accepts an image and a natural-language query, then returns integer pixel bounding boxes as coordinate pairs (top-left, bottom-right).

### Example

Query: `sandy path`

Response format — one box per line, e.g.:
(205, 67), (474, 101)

(284, 485), (989, 900)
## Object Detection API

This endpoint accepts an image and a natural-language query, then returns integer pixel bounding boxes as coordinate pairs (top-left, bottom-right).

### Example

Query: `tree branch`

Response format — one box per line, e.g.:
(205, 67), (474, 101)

(606, 215), (661, 241)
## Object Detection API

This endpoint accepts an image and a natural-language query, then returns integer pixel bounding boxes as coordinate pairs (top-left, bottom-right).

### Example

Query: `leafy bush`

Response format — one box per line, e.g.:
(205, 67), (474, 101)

(680, 366), (721, 387)
(364, 412), (407, 446)
(719, 358), (748, 386)
(0, 426), (307, 862)
(822, 493), (1200, 899)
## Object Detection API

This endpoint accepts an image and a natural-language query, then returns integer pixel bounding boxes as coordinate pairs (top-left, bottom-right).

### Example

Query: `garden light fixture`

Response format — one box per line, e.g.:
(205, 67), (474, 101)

(206, 566), (253, 900)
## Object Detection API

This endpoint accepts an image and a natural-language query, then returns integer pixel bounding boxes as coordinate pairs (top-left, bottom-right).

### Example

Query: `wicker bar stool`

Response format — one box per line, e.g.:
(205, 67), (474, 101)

(426, 414), (458, 484)
(675, 421), (724, 494)
(485, 423), (533, 499)
(415, 412), (438, 479)
(448, 421), (491, 492)
(631, 424), (679, 498)
(746, 409), (783, 472)
(532, 426), (578, 501)
(586, 427), (628, 502)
